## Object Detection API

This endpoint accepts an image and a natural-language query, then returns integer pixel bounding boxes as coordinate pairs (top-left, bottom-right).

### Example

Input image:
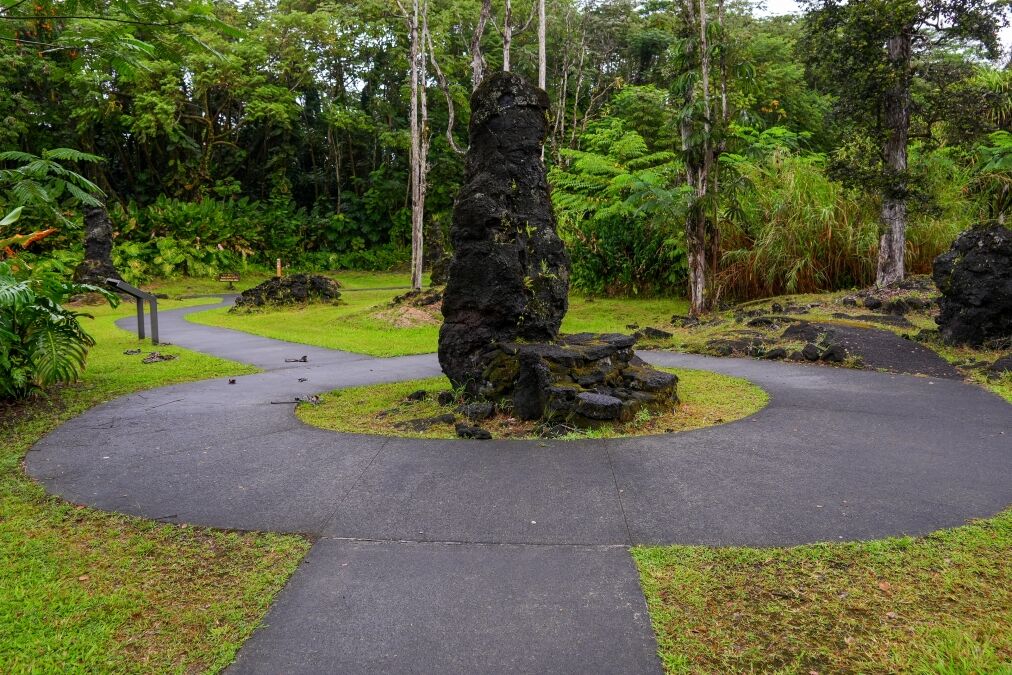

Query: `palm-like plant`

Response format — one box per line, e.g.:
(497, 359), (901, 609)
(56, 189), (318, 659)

(0, 258), (117, 400)
(0, 148), (105, 227)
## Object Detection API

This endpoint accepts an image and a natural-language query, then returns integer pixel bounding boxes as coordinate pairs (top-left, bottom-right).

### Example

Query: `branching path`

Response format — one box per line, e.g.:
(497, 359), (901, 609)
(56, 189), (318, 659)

(27, 301), (1012, 674)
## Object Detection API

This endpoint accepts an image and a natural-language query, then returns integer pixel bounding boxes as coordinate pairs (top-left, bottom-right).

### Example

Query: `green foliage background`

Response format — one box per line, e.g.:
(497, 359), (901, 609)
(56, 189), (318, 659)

(0, 0), (1009, 294)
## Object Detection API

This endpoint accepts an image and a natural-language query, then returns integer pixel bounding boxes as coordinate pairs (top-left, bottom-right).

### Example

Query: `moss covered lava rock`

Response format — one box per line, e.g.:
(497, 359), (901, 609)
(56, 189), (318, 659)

(482, 333), (679, 426)
(231, 274), (341, 311)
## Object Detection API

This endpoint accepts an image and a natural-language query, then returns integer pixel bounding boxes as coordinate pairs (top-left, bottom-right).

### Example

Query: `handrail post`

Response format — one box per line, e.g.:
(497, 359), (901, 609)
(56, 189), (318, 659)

(148, 296), (159, 345)
(136, 296), (145, 340)
(108, 279), (159, 345)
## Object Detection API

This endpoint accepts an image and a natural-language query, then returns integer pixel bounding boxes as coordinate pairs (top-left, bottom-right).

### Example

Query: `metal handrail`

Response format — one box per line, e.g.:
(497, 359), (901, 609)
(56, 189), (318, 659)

(107, 278), (159, 345)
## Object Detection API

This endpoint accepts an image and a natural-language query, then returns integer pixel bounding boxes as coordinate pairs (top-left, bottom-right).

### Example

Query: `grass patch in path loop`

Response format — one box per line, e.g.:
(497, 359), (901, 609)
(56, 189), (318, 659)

(634, 511), (1012, 674)
(1, 300), (310, 673)
(297, 368), (767, 440)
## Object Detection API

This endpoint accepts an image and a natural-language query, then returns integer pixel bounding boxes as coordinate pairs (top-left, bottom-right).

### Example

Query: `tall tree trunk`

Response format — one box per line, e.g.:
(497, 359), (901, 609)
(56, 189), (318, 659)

(538, 0), (546, 89)
(471, 0), (492, 89)
(503, 0), (512, 72)
(569, 32), (586, 147)
(680, 0), (709, 316)
(409, 0), (431, 291)
(876, 30), (912, 287)
(718, 0), (728, 123)
(405, 0), (426, 291)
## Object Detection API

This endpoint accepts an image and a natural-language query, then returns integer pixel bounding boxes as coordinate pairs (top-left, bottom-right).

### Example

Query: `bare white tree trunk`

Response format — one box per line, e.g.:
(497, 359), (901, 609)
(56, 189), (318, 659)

(398, 0), (428, 291)
(698, 0), (711, 139)
(503, 0), (512, 72)
(569, 30), (586, 147)
(538, 0), (546, 89)
(411, 0), (431, 291)
(471, 0), (492, 90)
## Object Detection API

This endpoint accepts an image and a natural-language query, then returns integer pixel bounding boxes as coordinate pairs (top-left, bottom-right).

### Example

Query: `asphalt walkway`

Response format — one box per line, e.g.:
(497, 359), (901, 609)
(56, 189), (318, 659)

(26, 300), (1012, 673)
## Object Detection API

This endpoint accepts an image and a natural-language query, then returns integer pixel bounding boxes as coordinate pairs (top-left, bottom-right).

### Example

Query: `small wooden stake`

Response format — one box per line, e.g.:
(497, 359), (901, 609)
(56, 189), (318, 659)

(276, 258), (282, 278)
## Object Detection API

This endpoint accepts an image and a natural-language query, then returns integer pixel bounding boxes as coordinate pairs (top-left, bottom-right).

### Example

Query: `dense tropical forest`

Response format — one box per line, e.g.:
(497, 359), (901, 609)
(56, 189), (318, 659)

(1, 0), (1010, 305)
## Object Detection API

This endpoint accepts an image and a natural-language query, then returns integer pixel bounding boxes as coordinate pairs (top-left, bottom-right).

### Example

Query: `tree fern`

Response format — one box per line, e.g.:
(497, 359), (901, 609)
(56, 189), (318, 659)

(551, 119), (687, 295)
(0, 149), (106, 227)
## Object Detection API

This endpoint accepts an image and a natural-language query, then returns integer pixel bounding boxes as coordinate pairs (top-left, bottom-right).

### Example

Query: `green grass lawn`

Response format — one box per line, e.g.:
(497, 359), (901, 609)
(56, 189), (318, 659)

(143, 270), (424, 297)
(187, 285), (690, 358)
(296, 367), (768, 440)
(635, 511), (1012, 673)
(1, 299), (310, 673)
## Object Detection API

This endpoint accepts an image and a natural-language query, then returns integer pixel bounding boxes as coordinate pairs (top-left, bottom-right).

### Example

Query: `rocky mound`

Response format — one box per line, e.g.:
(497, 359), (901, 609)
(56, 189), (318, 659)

(482, 333), (679, 426)
(231, 274), (341, 311)
(704, 319), (960, 379)
(933, 225), (1012, 347)
(839, 275), (937, 315)
(391, 288), (443, 308)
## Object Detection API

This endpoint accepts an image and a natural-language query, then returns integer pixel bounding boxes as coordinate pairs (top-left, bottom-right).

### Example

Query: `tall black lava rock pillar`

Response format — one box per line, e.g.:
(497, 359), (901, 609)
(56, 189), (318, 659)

(438, 72), (569, 391)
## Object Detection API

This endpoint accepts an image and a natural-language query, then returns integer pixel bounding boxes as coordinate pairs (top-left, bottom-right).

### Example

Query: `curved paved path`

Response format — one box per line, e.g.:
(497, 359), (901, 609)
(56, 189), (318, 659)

(26, 300), (1012, 674)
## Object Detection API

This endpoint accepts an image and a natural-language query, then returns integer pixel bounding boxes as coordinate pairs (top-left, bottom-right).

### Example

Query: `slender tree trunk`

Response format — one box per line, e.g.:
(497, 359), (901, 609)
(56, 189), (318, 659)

(538, 0), (546, 89)
(876, 30), (912, 287)
(327, 126), (342, 212)
(407, 0), (431, 291)
(718, 0), (728, 123)
(569, 32), (586, 147)
(708, 0), (728, 290)
(503, 0), (512, 72)
(406, 0), (425, 291)
(681, 0), (708, 316)
(471, 0), (492, 89)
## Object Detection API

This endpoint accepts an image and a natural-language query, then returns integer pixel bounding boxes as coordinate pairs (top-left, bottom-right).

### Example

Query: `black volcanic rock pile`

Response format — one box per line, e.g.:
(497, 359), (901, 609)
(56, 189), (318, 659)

(483, 333), (678, 426)
(933, 225), (1012, 347)
(231, 274), (341, 311)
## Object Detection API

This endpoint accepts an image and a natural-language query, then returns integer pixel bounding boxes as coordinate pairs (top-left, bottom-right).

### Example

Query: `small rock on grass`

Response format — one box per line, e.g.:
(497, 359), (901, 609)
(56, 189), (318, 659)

(820, 344), (848, 363)
(405, 389), (427, 402)
(457, 401), (495, 421)
(763, 347), (788, 360)
(637, 326), (673, 340)
(802, 343), (822, 361)
(142, 352), (177, 364)
(394, 414), (456, 432)
(455, 423), (492, 440)
(437, 390), (455, 406)
(988, 355), (1012, 379)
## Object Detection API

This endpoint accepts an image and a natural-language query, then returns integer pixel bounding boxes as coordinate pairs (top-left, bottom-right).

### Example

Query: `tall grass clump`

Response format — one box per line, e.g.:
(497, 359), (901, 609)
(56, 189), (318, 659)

(716, 148), (972, 301)
(718, 152), (878, 299)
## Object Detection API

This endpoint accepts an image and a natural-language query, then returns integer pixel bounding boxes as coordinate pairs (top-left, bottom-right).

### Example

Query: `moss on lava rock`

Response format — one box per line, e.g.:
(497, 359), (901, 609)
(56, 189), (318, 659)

(231, 274), (341, 311)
